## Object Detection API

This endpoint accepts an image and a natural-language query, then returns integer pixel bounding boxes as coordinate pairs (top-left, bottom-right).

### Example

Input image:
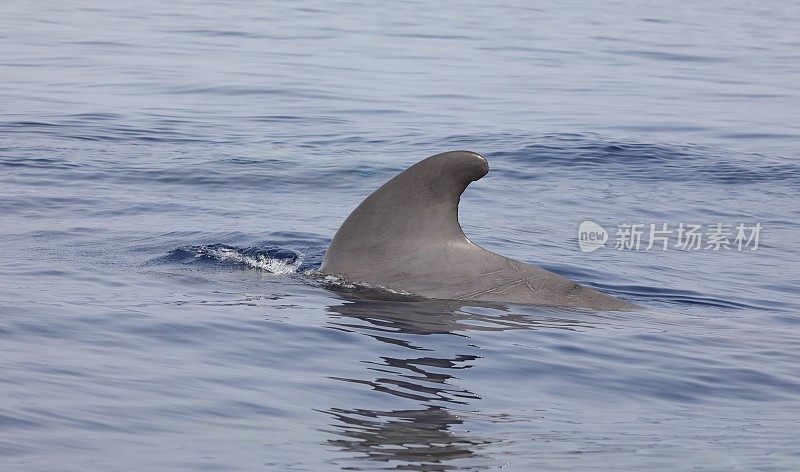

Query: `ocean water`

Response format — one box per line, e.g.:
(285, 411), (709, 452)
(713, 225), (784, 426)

(2, 1), (800, 470)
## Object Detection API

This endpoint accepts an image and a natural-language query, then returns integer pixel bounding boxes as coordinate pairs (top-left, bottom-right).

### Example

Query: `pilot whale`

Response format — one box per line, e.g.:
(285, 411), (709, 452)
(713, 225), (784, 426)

(321, 151), (633, 310)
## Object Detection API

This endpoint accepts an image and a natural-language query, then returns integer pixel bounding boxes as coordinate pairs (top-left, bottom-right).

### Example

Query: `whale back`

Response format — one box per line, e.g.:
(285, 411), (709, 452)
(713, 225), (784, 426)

(321, 151), (633, 310)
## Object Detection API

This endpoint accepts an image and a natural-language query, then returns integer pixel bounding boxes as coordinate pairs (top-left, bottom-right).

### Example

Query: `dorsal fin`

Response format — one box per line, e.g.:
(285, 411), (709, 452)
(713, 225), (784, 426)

(321, 151), (488, 276)
(321, 150), (633, 310)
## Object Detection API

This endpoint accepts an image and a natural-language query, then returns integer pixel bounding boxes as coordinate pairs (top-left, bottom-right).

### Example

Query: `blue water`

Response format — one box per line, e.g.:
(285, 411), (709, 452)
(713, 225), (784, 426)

(2, 1), (800, 470)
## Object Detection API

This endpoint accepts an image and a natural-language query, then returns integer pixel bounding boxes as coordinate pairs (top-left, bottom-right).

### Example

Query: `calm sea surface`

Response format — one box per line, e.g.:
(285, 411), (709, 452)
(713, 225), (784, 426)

(1, 1), (799, 470)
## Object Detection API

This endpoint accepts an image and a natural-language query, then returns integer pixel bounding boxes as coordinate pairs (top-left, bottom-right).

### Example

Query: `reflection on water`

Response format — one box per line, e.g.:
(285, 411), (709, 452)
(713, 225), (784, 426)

(321, 297), (598, 470)
(324, 406), (487, 472)
(323, 294), (591, 338)
(331, 352), (481, 404)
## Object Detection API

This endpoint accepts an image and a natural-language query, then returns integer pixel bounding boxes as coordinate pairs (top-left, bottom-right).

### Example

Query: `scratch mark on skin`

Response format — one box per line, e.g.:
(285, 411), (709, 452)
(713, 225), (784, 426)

(453, 276), (537, 300)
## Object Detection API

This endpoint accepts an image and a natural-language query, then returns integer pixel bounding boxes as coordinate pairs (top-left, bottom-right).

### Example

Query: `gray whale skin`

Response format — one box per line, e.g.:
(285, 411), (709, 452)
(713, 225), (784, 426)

(321, 151), (633, 310)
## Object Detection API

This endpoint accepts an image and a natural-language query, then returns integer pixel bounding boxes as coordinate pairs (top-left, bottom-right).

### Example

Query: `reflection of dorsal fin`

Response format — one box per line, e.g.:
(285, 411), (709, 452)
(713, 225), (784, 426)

(321, 151), (633, 310)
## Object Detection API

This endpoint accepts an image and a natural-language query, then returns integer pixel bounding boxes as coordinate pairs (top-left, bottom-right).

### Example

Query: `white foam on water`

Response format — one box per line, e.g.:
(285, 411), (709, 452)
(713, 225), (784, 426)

(201, 246), (301, 275)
